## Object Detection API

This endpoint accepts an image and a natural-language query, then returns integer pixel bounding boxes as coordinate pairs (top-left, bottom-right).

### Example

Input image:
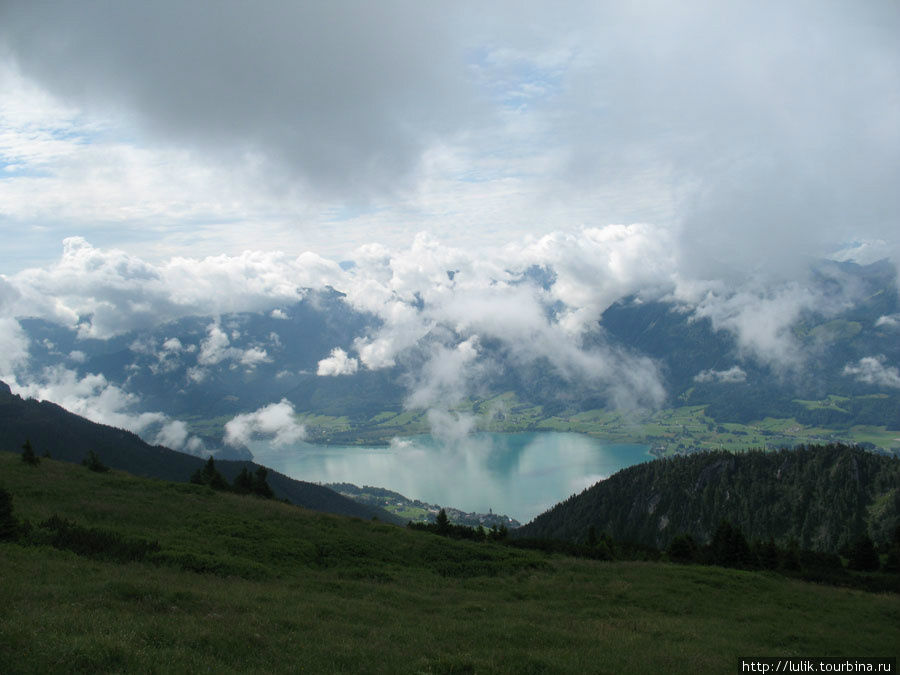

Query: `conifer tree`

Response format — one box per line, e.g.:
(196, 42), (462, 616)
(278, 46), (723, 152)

(709, 521), (754, 568)
(20, 440), (39, 466)
(435, 508), (450, 535)
(190, 456), (229, 491)
(848, 534), (879, 572)
(233, 466), (254, 494)
(252, 466), (274, 498)
(82, 450), (109, 472)
(667, 534), (698, 563)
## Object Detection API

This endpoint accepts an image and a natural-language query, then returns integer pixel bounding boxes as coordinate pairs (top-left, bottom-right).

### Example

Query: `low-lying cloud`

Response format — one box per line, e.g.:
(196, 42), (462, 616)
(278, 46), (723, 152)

(0, 227), (896, 439)
(694, 366), (747, 384)
(316, 348), (359, 377)
(7, 365), (206, 455)
(843, 356), (900, 389)
(224, 400), (306, 448)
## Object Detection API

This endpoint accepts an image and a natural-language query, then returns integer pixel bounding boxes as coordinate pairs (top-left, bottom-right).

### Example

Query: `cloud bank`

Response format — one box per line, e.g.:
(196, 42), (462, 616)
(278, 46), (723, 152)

(0, 1), (897, 276)
(1, 227), (890, 425)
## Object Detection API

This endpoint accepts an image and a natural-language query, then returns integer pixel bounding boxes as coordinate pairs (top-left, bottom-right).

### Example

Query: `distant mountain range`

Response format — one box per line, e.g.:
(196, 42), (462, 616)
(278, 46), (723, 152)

(8, 258), (900, 453)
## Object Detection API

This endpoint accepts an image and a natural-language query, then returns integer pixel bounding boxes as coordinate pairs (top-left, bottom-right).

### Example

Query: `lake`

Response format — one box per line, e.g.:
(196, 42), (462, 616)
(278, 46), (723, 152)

(249, 432), (652, 523)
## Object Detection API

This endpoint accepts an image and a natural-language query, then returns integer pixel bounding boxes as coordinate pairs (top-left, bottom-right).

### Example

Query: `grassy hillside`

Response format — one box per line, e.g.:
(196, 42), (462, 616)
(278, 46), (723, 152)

(0, 384), (403, 524)
(1, 453), (897, 674)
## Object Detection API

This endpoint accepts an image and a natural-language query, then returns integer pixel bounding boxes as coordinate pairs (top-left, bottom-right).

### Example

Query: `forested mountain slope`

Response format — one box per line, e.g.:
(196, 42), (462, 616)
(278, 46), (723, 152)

(0, 381), (402, 524)
(516, 444), (900, 552)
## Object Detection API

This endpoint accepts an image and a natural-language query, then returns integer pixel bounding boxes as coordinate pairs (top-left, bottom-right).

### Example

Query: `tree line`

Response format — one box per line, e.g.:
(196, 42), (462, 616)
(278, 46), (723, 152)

(190, 457), (274, 499)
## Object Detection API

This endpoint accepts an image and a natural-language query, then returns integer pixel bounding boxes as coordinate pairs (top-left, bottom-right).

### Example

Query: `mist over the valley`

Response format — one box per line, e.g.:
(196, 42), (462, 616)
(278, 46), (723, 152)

(0, 232), (898, 456)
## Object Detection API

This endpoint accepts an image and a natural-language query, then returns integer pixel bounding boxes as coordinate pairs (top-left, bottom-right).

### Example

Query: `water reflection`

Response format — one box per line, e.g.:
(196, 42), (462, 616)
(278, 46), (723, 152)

(248, 432), (652, 522)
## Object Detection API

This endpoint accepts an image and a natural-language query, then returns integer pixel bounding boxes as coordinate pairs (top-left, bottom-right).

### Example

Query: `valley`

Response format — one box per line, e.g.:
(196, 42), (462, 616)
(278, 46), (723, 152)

(265, 393), (900, 456)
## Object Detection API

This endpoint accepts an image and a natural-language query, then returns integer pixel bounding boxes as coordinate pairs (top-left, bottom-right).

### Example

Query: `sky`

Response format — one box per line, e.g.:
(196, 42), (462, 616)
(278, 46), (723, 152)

(0, 1), (899, 449)
(0, 1), (896, 274)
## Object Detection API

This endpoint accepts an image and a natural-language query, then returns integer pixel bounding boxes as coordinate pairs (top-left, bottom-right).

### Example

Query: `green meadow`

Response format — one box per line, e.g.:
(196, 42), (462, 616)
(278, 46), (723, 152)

(1, 452), (897, 674)
(286, 392), (900, 455)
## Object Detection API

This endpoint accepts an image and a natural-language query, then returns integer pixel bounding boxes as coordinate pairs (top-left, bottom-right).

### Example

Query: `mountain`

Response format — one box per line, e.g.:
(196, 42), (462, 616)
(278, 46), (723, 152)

(0, 381), (403, 524)
(515, 444), (900, 553)
(10, 259), (900, 450)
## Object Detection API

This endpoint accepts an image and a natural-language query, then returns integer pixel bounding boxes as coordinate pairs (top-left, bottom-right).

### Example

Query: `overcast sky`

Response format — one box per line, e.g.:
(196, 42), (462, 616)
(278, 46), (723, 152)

(0, 0), (897, 275)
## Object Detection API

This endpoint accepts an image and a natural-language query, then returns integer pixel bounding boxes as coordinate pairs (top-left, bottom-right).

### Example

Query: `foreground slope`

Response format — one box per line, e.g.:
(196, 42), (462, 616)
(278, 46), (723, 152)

(517, 444), (900, 552)
(1, 453), (897, 674)
(0, 382), (402, 524)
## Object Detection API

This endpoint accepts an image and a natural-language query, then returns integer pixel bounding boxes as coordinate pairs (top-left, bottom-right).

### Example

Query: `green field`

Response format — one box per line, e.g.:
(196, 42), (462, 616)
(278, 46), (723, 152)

(282, 392), (900, 455)
(2, 453), (898, 673)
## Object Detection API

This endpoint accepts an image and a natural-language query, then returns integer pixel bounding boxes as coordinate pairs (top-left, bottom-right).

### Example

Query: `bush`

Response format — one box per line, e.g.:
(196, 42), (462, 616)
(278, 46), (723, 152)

(667, 534), (699, 564)
(39, 515), (161, 563)
(0, 487), (18, 541)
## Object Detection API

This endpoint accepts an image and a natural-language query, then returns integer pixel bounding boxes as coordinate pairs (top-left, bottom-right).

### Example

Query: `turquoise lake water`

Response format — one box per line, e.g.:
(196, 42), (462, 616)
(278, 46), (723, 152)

(249, 432), (652, 523)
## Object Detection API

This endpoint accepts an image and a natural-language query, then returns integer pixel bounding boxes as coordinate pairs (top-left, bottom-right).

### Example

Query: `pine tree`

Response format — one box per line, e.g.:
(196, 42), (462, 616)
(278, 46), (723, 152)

(232, 466), (254, 494)
(667, 534), (698, 563)
(252, 467), (274, 498)
(190, 456), (229, 491)
(709, 521), (754, 568)
(756, 537), (779, 570)
(20, 440), (39, 466)
(848, 535), (879, 572)
(435, 508), (450, 535)
(82, 450), (109, 472)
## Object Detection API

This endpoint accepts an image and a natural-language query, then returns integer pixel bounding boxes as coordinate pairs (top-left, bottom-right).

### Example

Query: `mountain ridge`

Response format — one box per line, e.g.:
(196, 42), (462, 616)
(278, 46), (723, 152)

(0, 381), (404, 525)
(515, 443), (900, 553)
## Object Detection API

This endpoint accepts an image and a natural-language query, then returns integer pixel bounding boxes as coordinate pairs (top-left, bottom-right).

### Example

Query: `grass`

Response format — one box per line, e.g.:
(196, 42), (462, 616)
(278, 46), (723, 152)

(4, 452), (896, 673)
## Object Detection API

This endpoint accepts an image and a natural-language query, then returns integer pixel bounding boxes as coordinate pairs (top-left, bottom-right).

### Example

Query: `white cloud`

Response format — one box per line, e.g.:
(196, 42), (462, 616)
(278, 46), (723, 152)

(162, 337), (184, 351)
(405, 337), (482, 411)
(0, 1), (895, 283)
(694, 366), (747, 384)
(0, 317), (29, 379)
(3, 237), (343, 338)
(6, 365), (204, 452)
(843, 355), (900, 389)
(0, 224), (893, 438)
(223, 399), (305, 448)
(316, 348), (359, 377)
(197, 321), (269, 369)
(876, 314), (900, 329)
(154, 419), (205, 456)
(691, 283), (824, 368)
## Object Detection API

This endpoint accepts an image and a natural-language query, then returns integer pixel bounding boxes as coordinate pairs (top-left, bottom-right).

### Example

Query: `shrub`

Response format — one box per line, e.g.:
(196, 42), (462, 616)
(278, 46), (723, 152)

(0, 487), (18, 541)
